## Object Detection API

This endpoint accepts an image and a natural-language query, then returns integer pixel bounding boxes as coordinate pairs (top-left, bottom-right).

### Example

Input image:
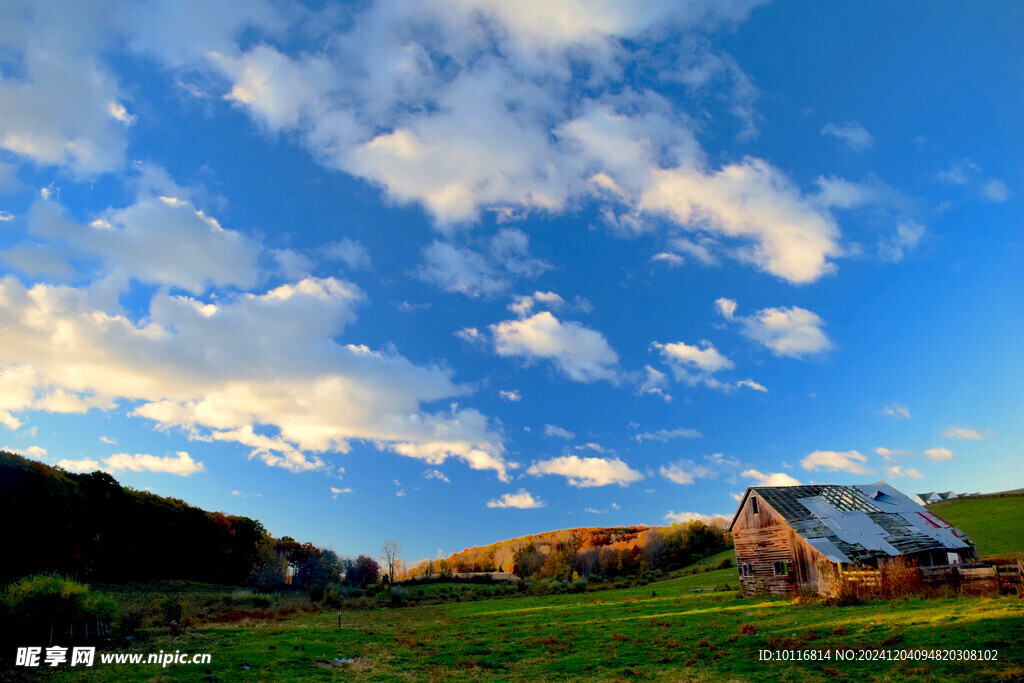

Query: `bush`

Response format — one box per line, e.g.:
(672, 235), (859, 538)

(2, 574), (116, 645)
(308, 585), (325, 603)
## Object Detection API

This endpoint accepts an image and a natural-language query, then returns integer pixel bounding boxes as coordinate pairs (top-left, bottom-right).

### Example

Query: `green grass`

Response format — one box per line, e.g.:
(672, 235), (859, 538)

(929, 495), (1024, 559)
(40, 567), (1024, 682)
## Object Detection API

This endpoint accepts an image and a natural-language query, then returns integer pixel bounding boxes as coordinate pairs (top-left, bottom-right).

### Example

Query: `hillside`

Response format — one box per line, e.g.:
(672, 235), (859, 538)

(0, 450), (266, 584)
(402, 520), (731, 581)
(929, 493), (1024, 559)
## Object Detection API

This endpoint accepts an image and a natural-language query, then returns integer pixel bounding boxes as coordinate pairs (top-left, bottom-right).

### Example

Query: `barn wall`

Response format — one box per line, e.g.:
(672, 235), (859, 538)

(733, 495), (798, 595)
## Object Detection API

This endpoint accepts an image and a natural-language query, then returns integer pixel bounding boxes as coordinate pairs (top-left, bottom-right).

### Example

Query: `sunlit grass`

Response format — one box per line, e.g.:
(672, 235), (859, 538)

(47, 567), (1024, 682)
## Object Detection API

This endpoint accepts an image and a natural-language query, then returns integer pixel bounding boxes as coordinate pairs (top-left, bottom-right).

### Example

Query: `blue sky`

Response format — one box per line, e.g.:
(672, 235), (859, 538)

(0, 0), (1020, 562)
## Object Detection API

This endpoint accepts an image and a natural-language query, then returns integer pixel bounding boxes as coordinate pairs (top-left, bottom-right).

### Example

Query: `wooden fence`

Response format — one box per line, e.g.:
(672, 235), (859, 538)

(841, 561), (1021, 594)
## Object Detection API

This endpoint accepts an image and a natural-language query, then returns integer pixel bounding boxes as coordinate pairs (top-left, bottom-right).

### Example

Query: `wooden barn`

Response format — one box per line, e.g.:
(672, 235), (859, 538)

(729, 482), (977, 595)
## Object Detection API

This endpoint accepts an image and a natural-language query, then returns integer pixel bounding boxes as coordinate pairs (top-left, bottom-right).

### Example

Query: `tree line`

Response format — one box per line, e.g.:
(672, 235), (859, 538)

(399, 522), (732, 583)
(0, 451), (378, 590)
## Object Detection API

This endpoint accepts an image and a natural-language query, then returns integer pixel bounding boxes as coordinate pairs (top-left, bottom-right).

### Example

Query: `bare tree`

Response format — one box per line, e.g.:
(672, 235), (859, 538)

(381, 540), (400, 585)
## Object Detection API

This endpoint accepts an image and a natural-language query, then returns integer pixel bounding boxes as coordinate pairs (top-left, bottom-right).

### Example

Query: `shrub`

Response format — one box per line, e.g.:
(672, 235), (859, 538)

(2, 574), (116, 644)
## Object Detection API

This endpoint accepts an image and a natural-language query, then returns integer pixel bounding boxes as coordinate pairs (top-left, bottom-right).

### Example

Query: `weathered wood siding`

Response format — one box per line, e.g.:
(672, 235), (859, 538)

(733, 495), (800, 595)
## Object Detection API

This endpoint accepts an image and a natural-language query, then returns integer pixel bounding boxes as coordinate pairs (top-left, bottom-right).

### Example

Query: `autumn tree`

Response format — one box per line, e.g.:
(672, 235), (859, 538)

(381, 540), (400, 585)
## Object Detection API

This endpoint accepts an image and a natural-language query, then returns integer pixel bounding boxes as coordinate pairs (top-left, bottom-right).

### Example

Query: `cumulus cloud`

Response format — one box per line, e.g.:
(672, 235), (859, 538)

(28, 188), (261, 294)
(664, 511), (728, 525)
(637, 365), (672, 401)
(650, 339), (764, 392)
(878, 221), (925, 262)
(487, 489), (545, 509)
(133, 1), (836, 282)
(882, 405), (911, 420)
(635, 427), (702, 443)
(886, 465), (923, 479)
(55, 457), (103, 473)
(800, 449), (872, 475)
(741, 469), (801, 486)
(0, 274), (513, 480)
(418, 229), (550, 297)
(659, 460), (714, 485)
(104, 451), (205, 476)
(499, 389), (522, 402)
(324, 238), (372, 270)
(52, 451), (204, 476)
(527, 455), (643, 488)
(544, 424), (576, 440)
(4, 445), (47, 459)
(821, 122), (873, 152)
(943, 426), (984, 440)
(718, 301), (832, 358)
(924, 447), (954, 462)
(982, 179), (1008, 202)
(875, 447), (912, 460)
(490, 311), (619, 383)
(330, 486), (352, 498)
(424, 469), (450, 483)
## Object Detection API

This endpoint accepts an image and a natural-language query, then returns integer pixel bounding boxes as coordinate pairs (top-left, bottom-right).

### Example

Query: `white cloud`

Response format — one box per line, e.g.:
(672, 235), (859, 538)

(651, 252), (684, 267)
(635, 427), (702, 443)
(56, 457), (102, 473)
(938, 160), (1008, 203)
(0, 274), (514, 480)
(544, 424), (576, 440)
(659, 460), (714, 485)
(943, 426), (984, 440)
(886, 465), (923, 480)
(330, 486), (352, 498)
(652, 340), (733, 374)
(924, 447), (954, 462)
(0, 4), (134, 175)
(487, 489), (545, 509)
(417, 241), (509, 298)
(663, 511), (728, 525)
(0, 211), (14, 221)
(490, 311), (619, 383)
(499, 389), (522, 402)
(720, 302), (832, 358)
(104, 451), (205, 476)
(639, 158), (841, 283)
(741, 469), (802, 487)
(982, 179), (1008, 202)
(417, 230), (550, 298)
(423, 469), (450, 483)
(878, 221), (925, 262)
(5, 445), (47, 459)
(99, 436), (117, 445)
(584, 507), (608, 514)
(875, 447), (912, 460)
(821, 122), (873, 152)
(638, 365), (672, 401)
(736, 379), (768, 392)
(324, 238), (372, 269)
(28, 188), (261, 294)
(882, 404), (911, 420)
(508, 290), (570, 318)
(800, 449), (872, 475)
(714, 297), (737, 320)
(527, 455), (643, 488)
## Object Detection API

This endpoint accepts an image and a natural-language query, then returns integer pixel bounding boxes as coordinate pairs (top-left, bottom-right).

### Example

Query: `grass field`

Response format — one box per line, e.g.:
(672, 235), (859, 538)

(39, 567), (1024, 682)
(929, 495), (1024, 559)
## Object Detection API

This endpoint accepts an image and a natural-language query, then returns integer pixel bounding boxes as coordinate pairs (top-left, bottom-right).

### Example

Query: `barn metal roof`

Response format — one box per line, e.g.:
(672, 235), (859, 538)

(730, 481), (974, 566)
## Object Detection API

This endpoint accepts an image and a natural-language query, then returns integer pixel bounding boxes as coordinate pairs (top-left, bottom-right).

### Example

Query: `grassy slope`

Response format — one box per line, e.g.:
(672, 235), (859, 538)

(50, 568), (1024, 682)
(928, 495), (1024, 559)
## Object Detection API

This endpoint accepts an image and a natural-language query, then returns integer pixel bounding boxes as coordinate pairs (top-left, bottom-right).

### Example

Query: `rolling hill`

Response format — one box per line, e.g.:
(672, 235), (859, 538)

(929, 493), (1024, 559)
